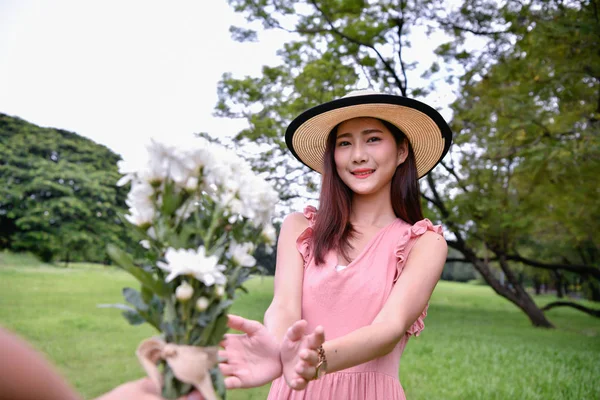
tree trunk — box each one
[533,277,542,295]
[452,243,555,328]
[554,271,564,298]
[424,173,555,328]
[496,253,554,327]
[586,278,600,302]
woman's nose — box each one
[351,143,368,163]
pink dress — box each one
[267,206,443,400]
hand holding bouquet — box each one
[104,139,278,399]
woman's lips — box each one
[351,169,375,179]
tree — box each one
[434,0,600,309]
[216,0,599,326]
[0,113,142,263]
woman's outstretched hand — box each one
[218,315,282,389]
[280,320,326,391]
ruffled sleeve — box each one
[394,218,443,337]
[296,205,317,267]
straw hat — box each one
[285,90,452,178]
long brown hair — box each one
[312,118,423,265]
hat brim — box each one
[285,94,452,179]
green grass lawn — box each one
[1,257,599,399]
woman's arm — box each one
[218,212,311,389]
[294,231,447,378]
[263,212,308,342]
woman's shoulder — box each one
[280,206,316,236]
[394,218,445,254]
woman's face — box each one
[333,117,407,196]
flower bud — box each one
[261,224,276,245]
[264,244,273,255]
[195,296,210,311]
[185,177,199,191]
[175,281,194,302]
[215,285,225,298]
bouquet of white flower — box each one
[103,139,279,400]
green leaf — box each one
[229,25,258,42]
[210,367,227,400]
[195,300,233,346]
[141,285,154,304]
[106,244,165,296]
[206,313,230,346]
[161,180,181,216]
[123,287,149,311]
[97,303,136,312]
[122,309,145,325]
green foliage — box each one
[0,249,49,267]
[106,244,166,296]
[442,249,478,282]
[441,0,600,272]
[0,113,142,263]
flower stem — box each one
[203,203,222,250]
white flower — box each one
[116,173,133,187]
[157,246,226,286]
[198,146,278,227]
[188,144,213,171]
[124,180,155,226]
[215,285,225,298]
[147,227,157,240]
[184,176,199,191]
[227,241,256,267]
[195,297,210,311]
[138,141,171,184]
[175,281,194,302]
[140,140,199,188]
[261,224,277,245]
[116,158,145,186]
[140,240,151,249]
[236,174,279,227]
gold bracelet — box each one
[313,345,328,380]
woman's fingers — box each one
[217,349,229,362]
[306,325,325,349]
[299,348,319,366]
[295,362,317,381]
[218,362,236,376]
[224,376,243,389]
[227,315,263,335]
[292,377,308,390]
[285,320,307,342]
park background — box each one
[1,0,599,399]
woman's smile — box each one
[351,168,376,179]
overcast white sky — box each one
[0,0,457,169]
[0,0,289,162]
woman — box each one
[218,90,452,399]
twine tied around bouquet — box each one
[137,338,219,400]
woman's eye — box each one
[337,141,350,147]
[367,136,381,143]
